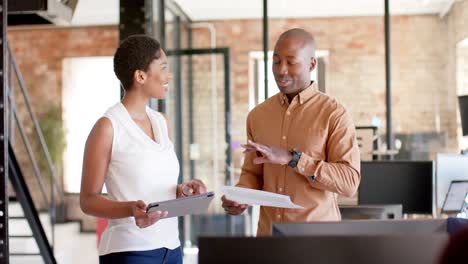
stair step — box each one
[10,253,41,256]
[10,255,45,264]
[10,235,34,238]
[8,211,53,239]
[10,252,41,256]
[10,235,40,255]
[9,218,33,236]
[8,218,99,264]
[9,216,26,220]
[8,202,24,217]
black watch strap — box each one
[288,149,302,168]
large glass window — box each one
[62,57,120,193]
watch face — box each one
[288,150,301,168]
[288,160,296,168]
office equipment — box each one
[359,161,434,214]
[146,192,214,218]
[436,154,468,208]
[339,204,403,220]
[442,181,468,213]
[198,235,448,264]
[462,193,468,218]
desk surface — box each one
[272,219,446,236]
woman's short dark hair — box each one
[113,34,162,90]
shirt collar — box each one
[278,81,318,105]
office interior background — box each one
[1,0,468,263]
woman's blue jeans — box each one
[99,247,182,264]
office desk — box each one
[272,219,446,236]
[199,235,448,264]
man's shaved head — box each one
[277,28,316,58]
[272,28,317,99]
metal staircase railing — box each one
[0,23,64,262]
[5,40,65,262]
[8,143,56,263]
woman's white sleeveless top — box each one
[98,102,180,256]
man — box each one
[222,28,361,236]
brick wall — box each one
[457,46,468,95]
[450,0,468,43]
[9,26,117,104]
[190,15,458,163]
[447,0,468,150]
[8,26,118,211]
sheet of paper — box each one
[221,186,304,209]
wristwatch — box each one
[287,149,302,168]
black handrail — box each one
[9,95,49,207]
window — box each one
[62,57,120,193]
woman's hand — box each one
[132,200,167,228]
[178,179,207,197]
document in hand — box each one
[221,186,304,209]
[146,192,214,218]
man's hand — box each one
[132,200,167,228]
[221,195,248,215]
[243,140,292,165]
[178,179,207,197]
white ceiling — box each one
[71,0,455,26]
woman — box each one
[80,35,206,264]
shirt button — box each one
[278,187,283,192]
[277,214,281,218]
[282,136,286,140]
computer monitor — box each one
[436,154,468,208]
[442,181,468,214]
[198,235,448,264]
[358,161,434,214]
